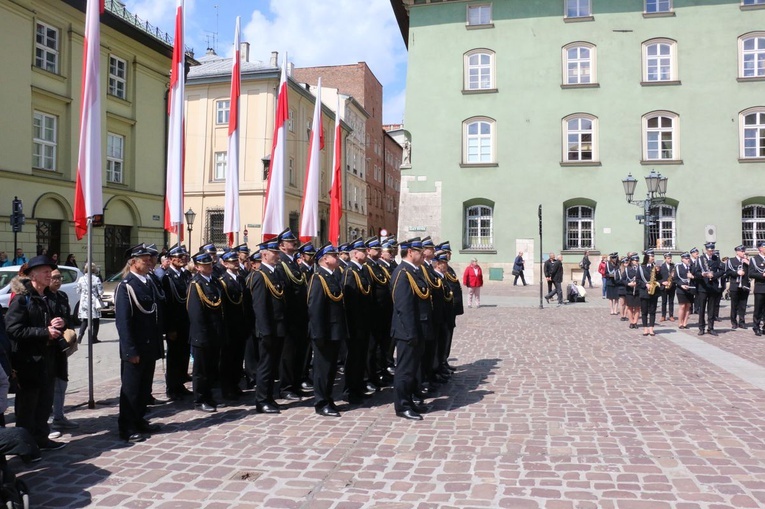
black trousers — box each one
[545,281,563,303]
[443,325,455,364]
[256,335,283,405]
[279,321,308,395]
[219,333,246,396]
[191,345,219,406]
[695,291,716,331]
[730,288,749,325]
[312,338,340,410]
[243,335,259,385]
[165,332,190,395]
[514,272,527,285]
[368,322,392,383]
[118,357,155,437]
[753,293,765,330]
[14,355,56,446]
[393,337,423,413]
[420,337,437,384]
[77,318,100,343]
[660,288,676,318]
[580,269,592,287]
[344,328,370,397]
[641,294,659,327]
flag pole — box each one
[87,217,95,408]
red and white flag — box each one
[73,0,105,240]
[328,95,343,245]
[164,0,185,237]
[262,54,288,240]
[299,79,322,243]
[223,17,241,247]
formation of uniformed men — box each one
[115,229,464,440]
[602,240,765,338]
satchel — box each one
[511,270,520,276]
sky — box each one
[123,0,408,125]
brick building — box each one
[294,63,400,237]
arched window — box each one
[739,32,765,78]
[742,204,765,249]
[563,114,598,162]
[562,43,596,85]
[643,111,679,161]
[464,49,495,91]
[464,204,493,250]
[463,117,496,164]
[565,205,594,249]
[642,38,678,82]
[648,204,677,250]
[740,107,765,159]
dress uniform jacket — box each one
[276,252,309,396]
[116,273,163,362]
[366,259,393,331]
[692,255,725,294]
[250,265,287,339]
[307,268,348,342]
[218,270,251,340]
[187,274,225,347]
[727,257,751,292]
[445,265,464,316]
[342,261,373,399]
[162,266,191,397]
[390,262,432,342]
[749,253,765,293]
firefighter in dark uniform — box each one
[200,243,223,278]
[307,243,348,417]
[390,238,432,420]
[749,240,765,336]
[273,228,309,400]
[161,244,192,401]
[243,249,261,389]
[726,245,750,330]
[298,242,316,392]
[364,236,392,389]
[378,238,398,376]
[342,237,374,404]
[250,240,287,413]
[235,244,251,277]
[337,243,351,273]
[187,251,225,412]
[419,237,443,390]
[382,237,399,272]
[436,241,462,372]
[432,250,456,380]
[115,244,164,442]
[218,249,252,400]
[692,242,725,336]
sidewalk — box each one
[10,287,765,508]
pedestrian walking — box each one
[462,258,483,308]
[512,252,527,286]
[76,263,103,344]
[579,250,593,288]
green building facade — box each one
[393,0,765,281]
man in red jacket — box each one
[462,258,483,308]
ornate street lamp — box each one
[622,171,669,250]
[185,208,196,242]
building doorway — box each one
[36,220,62,259]
[104,225,132,277]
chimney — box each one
[288,62,294,77]
[270,51,278,67]
[240,42,250,63]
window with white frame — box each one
[563,115,597,162]
[465,204,493,250]
[289,157,295,186]
[648,205,676,249]
[565,206,594,249]
[643,39,677,82]
[741,108,765,158]
[740,33,765,78]
[464,49,495,90]
[467,4,492,26]
[463,117,495,164]
[743,0,765,5]
[213,151,227,181]
[743,204,765,249]
[216,100,230,125]
[566,0,591,18]
[33,111,57,171]
[644,112,678,160]
[563,43,596,85]
[35,22,59,73]
[288,109,295,132]
[106,133,125,183]
[645,0,672,13]
[108,56,127,99]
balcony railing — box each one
[105,0,194,55]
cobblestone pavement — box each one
[10,283,765,508]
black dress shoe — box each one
[544,296,550,304]
[256,403,280,414]
[739,322,748,329]
[445,363,457,372]
[366,382,381,393]
[412,396,425,406]
[195,403,217,413]
[281,391,301,401]
[148,396,169,405]
[413,404,428,414]
[708,329,718,336]
[731,323,739,330]
[316,406,341,417]
[756,329,763,337]
[396,410,423,421]
[301,381,314,391]
[121,433,146,443]
[698,330,706,336]
[138,422,161,433]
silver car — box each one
[0,265,84,321]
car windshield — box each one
[107,273,123,283]
[0,271,17,289]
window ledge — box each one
[106,181,129,189]
[459,249,497,255]
[741,4,765,10]
[31,65,66,82]
[466,23,494,30]
[560,161,602,167]
[462,88,498,95]
[561,83,600,89]
[641,80,681,86]
[640,159,683,165]
[107,93,132,106]
[643,11,675,18]
[737,76,765,82]
[32,168,64,178]
[562,250,601,256]
[564,16,594,23]
[460,163,498,168]
[739,157,765,163]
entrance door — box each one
[104,225,132,277]
[36,220,62,258]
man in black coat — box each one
[243,250,261,389]
[298,242,316,391]
[749,240,765,336]
[342,237,374,404]
[390,238,432,421]
[364,237,392,390]
[419,236,443,389]
[658,253,676,323]
[726,245,750,330]
[162,244,192,401]
[218,250,252,400]
[307,243,348,417]
[378,238,399,376]
[543,252,556,294]
[187,251,226,412]
[250,240,287,413]
[544,254,565,305]
[692,242,725,336]
[274,228,309,401]
[115,245,164,442]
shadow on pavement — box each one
[429,358,499,413]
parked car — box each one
[0,265,84,322]
[100,272,124,318]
